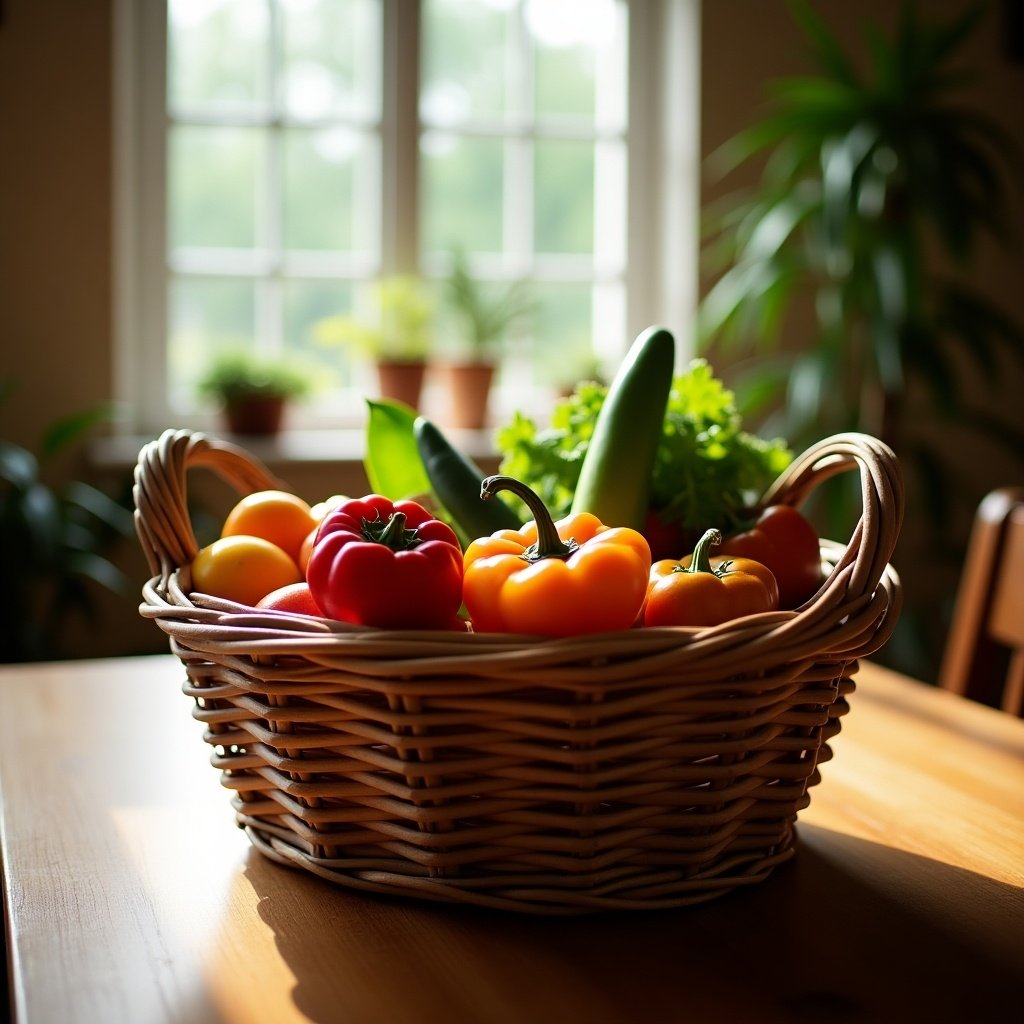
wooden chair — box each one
[939,487,1024,716]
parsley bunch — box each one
[496,360,791,536]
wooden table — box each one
[1,656,1021,1024]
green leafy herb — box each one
[496,361,791,535]
[495,382,605,519]
[653,360,792,532]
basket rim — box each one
[133,427,904,667]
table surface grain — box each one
[1,655,1022,1024]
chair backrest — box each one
[939,488,1024,716]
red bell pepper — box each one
[718,504,822,609]
[306,495,463,629]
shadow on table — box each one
[244,825,1023,1024]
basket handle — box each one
[133,428,284,581]
[760,431,904,608]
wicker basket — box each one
[134,428,903,914]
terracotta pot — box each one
[223,394,286,435]
[376,360,426,411]
[438,361,496,430]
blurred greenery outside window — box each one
[117,0,698,432]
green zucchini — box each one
[570,325,676,531]
[414,416,523,539]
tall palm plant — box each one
[700,1,1023,538]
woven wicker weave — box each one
[134,428,903,914]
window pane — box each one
[169,275,257,409]
[527,0,624,125]
[280,0,381,120]
[170,125,265,249]
[283,279,358,396]
[421,0,512,125]
[421,132,504,255]
[534,43,595,122]
[156,0,635,429]
[534,139,594,254]
[284,127,378,252]
[168,0,270,113]
[522,281,594,390]
[594,139,627,266]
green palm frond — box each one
[698,0,1023,683]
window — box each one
[114,0,701,434]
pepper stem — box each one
[480,475,577,561]
[362,511,420,551]
[682,528,724,575]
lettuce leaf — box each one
[495,360,791,534]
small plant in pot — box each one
[315,276,434,411]
[198,348,310,436]
[439,250,533,429]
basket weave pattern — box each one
[134,429,903,914]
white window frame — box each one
[112,0,701,437]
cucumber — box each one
[414,416,523,539]
[570,326,676,531]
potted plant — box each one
[0,390,134,662]
[315,276,434,411]
[197,348,310,436]
[438,250,533,429]
[698,0,1024,678]
[552,351,606,399]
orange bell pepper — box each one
[463,476,651,636]
[642,528,779,628]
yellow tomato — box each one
[311,494,348,521]
[221,489,318,565]
[191,535,302,606]
[298,495,347,572]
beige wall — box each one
[0,0,113,454]
[1,1,1022,667]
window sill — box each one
[87,427,502,473]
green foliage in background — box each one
[197,347,312,403]
[443,249,535,359]
[496,360,791,537]
[315,276,435,362]
[700,1,1023,496]
[0,388,134,662]
[698,0,1024,678]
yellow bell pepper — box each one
[463,476,651,636]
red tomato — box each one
[718,505,822,609]
[256,581,323,617]
[643,508,696,562]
